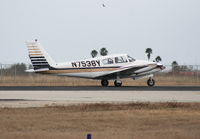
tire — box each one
[147,79,155,87]
[114,80,122,87]
[101,79,109,87]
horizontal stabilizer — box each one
[25,69,35,73]
[25,68,49,73]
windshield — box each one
[127,55,135,62]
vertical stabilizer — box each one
[26,40,55,70]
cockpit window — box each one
[102,58,114,65]
[115,56,128,63]
[127,55,135,62]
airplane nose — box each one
[157,63,166,70]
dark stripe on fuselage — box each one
[33,66,120,71]
[52,66,121,70]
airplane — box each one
[26,40,165,87]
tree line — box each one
[0,63,28,76]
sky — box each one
[0,0,200,65]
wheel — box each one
[101,79,109,87]
[114,80,122,87]
[147,78,155,87]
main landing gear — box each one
[114,80,122,87]
[101,79,109,87]
[101,79,122,87]
[101,78,155,87]
[147,78,155,87]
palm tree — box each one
[155,56,162,62]
[91,50,98,58]
[100,47,108,56]
[172,61,179,72]
[145,48,152,61]
[172,61,178,66]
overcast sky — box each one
[0,0,200,65]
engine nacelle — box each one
[132,74,153,80]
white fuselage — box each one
[26,41,165,86]
[39,54,164,80]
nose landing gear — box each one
[147,78,155,87]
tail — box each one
[26,40,55,71]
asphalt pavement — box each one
[0,86,200,91]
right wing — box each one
[95,65,149,79]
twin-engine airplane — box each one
[26,40,165,87]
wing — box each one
[95,65,148,80]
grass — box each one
[0,74,200,86]
[0,102,200,139]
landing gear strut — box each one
[114,80,122,87]
[114,74,122,87]
[147,78,155,87]
[101,79,109,87]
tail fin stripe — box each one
[31,59,46,61]
[32,62,47,64]
[32,61,48,63]
[28,48,40,51]
[29,56,45,59]
[29,53,43,55]
[32,61,48,64]
[29,51,42,53]
[31,59,47,62]
[28,46,38,48]
[33,64,49,66]
[32,62,48,64]
[29,54,43,56]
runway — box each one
[0,86,200,91]
[0,86,200,107]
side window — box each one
[108,58,114,64]
[123,56,128,63]
[102,58,114,65]
[115,57,122,63]
[115,56,128,63]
